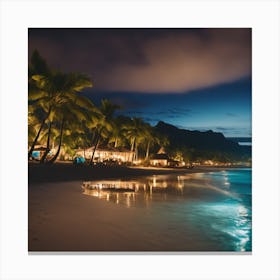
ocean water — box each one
[83,168,252,251]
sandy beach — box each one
[28,163,245,252]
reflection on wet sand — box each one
[82,172,239,208]
[81,169,252,251]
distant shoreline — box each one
[28,162,250,184]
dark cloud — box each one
[29,28,251,94]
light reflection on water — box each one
[82,169,252,251]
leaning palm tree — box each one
[30,71,93,162]
[28,51,51,158]
[47,94,94,164]
[28,50,93,160]
[28,104,45,147]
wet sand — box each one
[29,181,221,252]
[28,163,239,252]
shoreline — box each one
[28,162,249,184]
[28,163,251,251]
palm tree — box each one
[28,50,94,161]
[62,121,92,160]
[123,117,147,161]
[89,99,120,165]
[30,71,93,163]
[47,93,95,164]
[28,51,51,158]
[142,123,161,160]
[28,105,45,147]
[107,116,127,148]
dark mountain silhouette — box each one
[227,137,252,143]
[155,121,251,161]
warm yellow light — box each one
[153,176,157,187]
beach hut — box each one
[150,147,170,166]
[150,153,169,166]
[75,146,135,163]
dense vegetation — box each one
[28,51,166,164]
[28,51,251,165]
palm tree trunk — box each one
[48,119,65,164]
[91,136,100,163]
[87,128,97,164]
[145,141,150,160]
[28,117,46,159]
[89,132,100,165]
[40,121,52,163]
[28,106,52,159]
[91,128,97,144]
[135,142,138,162]
[130,137,135,152]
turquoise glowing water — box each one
[83,168,252,251]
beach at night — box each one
[29,164,251,251]
[2,1,280,280]
[27,28,252,252]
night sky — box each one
[28,28,252,137]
